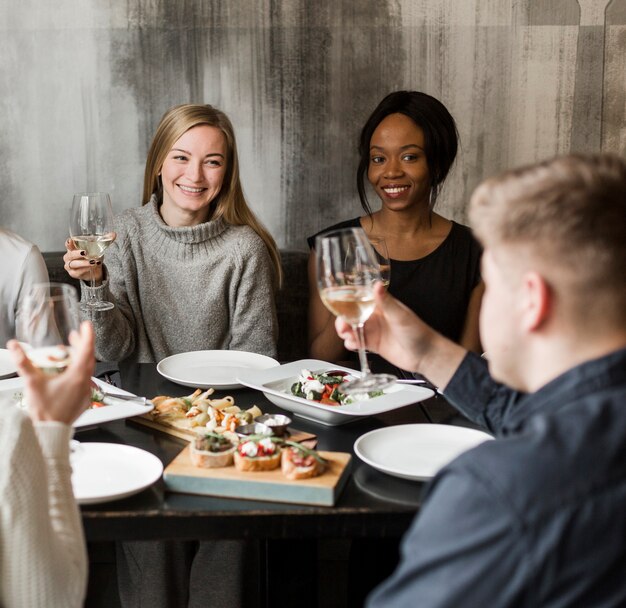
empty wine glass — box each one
[69,192,115,312]
[16,283,80,375]
[368,235,391,288]
[316,227,395,394]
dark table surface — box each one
[79,363,472,543]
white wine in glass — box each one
[69,192,115,312]
[70,234,115,259]
[16,283,80,375]
[316,227,395,394]
[320,286,376,326]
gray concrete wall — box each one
[0,0,624,252]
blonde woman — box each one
[64,104,277,607]
[64,103,281,364]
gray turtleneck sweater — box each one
[83,198,277,364]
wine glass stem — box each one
[354,323,372,377]
[89,263,96,303]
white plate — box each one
[71,442,163,504]
[157,350,280,390]
[0,349,17,379]
[0,376,154,429]
[236,359,435,426]
[354,424,494,481]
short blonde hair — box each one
[469,154,626,325]
[143,104,282,285]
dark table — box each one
[80,363,473,607]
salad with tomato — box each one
[90,387,108,409]
[290,369,383,406]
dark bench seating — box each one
[42,250,310,362]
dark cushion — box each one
[42,251,80,293]
[276,250,309,362]
[42,249,310,363]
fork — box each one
[93,388,147,406]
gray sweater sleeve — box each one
[80,230,138,362]
[228,234,278,358]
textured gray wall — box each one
[0,0,624,253]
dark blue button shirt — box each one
[368,348,626,607]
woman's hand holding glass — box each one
[15,282,81,375]
[8,320,95,424]
[316,227,395,394]
[67,192,116,311]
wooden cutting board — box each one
[164,446,351,507]
[129,414,317,446]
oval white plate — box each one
[0,376,154,429]
[0,349,17,380]
[157,350,280,390]
[354,424,493,481]
[237,359,434,426]
[71,442,163,504]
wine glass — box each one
[16,283,80,374]
[368,235,391,288]
[316,227,396,394]
[69,192,115,312]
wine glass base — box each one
[81,301,114,312]
[340,373,396,395]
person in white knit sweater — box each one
[63,103,281,365]
[0,321,94,608]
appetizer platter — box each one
[164,432,350,506]
[236,359,435,426]
[131,388,316,445]
[134,387,263,440]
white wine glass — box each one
[368,235,391,288]
[316,227,396,394]
[16,283,80,375]
[69,192,115,312]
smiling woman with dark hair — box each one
[308,90,484,372]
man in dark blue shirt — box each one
[337,154,626,607]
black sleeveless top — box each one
[308,218,482,374]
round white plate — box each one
[354,424,493,481]
[157,350,280,390]
[0,349,17,380]
[71,443,163,504]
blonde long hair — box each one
[143,104,282,285]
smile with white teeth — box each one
[383,186,409,194]
[178,185,205,193]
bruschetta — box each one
[190,432,237,468]
[281,442,327,480]
[234,436,282,472]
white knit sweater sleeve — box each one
[0,406,87,608]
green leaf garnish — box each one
[284,440,327,464]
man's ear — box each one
[520,271,552,332]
